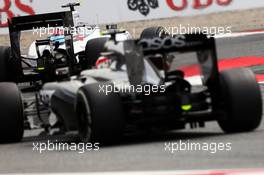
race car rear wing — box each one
[8,11,74,82]
[126,34,219,87]
[8,11,74,31]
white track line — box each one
[185,76,203,86]
[2,169,264,175]
[186,76,264,86]
[215,31,264,39]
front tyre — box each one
[75,82,125,144]
[217,68,262,133]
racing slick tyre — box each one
[76,82,125,144]
[0,83,24,143]
[140,26,167,39]
[140,27,170,70]
[0,46,11,82]
[217,68,262,133]
[85,37,109,67]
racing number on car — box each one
[0,0,35,27]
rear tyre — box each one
[0,83,24,143]
[0,46,11,82]
[140,27,170,70]
[140,26,167,39]
[85,37,109,67]
[76,82,124,144]
[217,68,262,133]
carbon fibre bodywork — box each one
[44,34,222,133]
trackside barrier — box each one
[2,0,264,34]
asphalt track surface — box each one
[1,35,264,173]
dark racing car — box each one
[0,21,262,144]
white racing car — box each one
[26,2,132,68]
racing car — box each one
[1,17,262,144]
[73,33,263,143]
[0,4,165,143]
[26,2,131,68]
[0,4,129,141]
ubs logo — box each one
[127,0,159,16]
